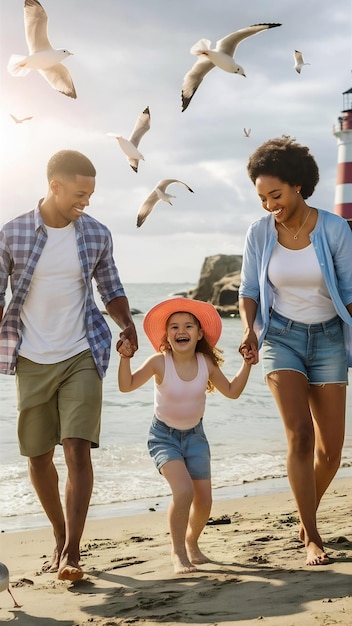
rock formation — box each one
[187,254,242,317]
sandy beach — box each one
[1,477,351,626]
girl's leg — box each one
[161,459,197,574]
[266,370,329,566]
[186,479,212,564]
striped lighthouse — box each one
[333,87,352,229]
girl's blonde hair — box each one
[159,312,224,392]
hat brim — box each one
[143,297,222,351]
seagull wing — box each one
[129,106,151,148]
[181,56,215,112]
[216,23,281,56]
[38,63,77,98]
[157,179,194,194]
[24,0,52,53]
[294,50,305,66]
[9,114,20,123]
[136,190,159,227]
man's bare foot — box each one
[172,552,198,575]
[187,545,212,565]
[306,542,330,566]
[41,547,61,573]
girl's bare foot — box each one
[172,552,198,574]
[306,542,330,566]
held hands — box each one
[117,337,135,358]
[116,326,138,358]
[241,345,258,365]
[239,329,259,365]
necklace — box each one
[280,208,312,240]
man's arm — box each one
[106,296,138,355]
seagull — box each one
[7,0,76,99]
[243,128,251,137]
[181,23,281,111]
[136,179,194,227]
[294,50,310,73]
[107,106,151,173]
[0,562,21,608]
[9,113,33,124]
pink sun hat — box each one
[143,297,222,351]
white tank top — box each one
[19,222,90,363]
[154,352,209,429]
[268,242,336,323]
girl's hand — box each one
[240,343,259,365]
[118,338,134,358]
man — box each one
[0,150,138,581]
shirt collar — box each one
[34,199,84,232]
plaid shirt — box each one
[0,203,126,377]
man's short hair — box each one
[47,150,96,182]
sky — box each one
[0,0,351,284]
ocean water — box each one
[0,282,351,531]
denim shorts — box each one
[147,415,211,479]
[262,310,348,384]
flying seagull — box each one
[9,113,33,124]
[0,562,21,608]
[137,179,194,227]
[243,127,251,137]
[181,23,281,111]
[294,50,310,74]
[107,106,151,173]
[7,0,76,99]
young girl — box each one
[118,297,256,574]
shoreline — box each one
[1,477,351,625]
[1,467,351,534]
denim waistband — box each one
[152,415,203,435]
[270,309,340,333]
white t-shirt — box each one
[19,222,90,363]
[268,242,337,323]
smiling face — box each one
[255,175,301,225]
[43,174,96,227]
[166,312,204,353]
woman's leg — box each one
[186,479,212,564]
[266,370,329,565]
[161,460,197,573]
[309,383,346,508]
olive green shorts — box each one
[16,350,102,457]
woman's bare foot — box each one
[306,542,330,566]
[172,552,198,574]
[187,544,212,565]
[299,524,305,543]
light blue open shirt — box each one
[239,208,352,367]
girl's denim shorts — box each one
[262,309,348,385]
[147,415,211,479]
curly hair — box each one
[247,136,319,199]
[47,150,96,182]
[159,313,224,393]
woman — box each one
[238,136,352,566]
